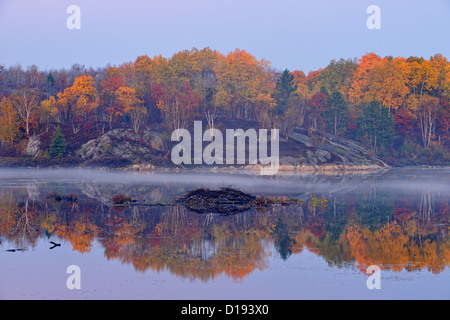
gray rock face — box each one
[289,131,314,147]
[78,129,166,161]
[285,127,388,169]
[26,135,41,157]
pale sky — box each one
[0,0,449,73]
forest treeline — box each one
[0,48,449,164]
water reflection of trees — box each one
[0,187,449,280]
[0,192,40,249]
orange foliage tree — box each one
[0,97,21,146]
[56,75,98,134]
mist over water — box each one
[0,167,448,199]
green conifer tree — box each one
[49,126,67,158]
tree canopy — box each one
[0,49,449,163]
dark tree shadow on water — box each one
[272,218,296,261]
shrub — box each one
[430,142,445,159]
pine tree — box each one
[49,126,67,158]
[46,73,55,88]
[272,69,297,115]
[356,101,396,153]
[324,90,349,137]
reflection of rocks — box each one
[78,129,166,161]
[26,182,40,201]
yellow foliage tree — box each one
[38,96,57,132]
[0,97,20,146]
[116,86,146,133]
[215,49,273,119]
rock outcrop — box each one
[277,127,389,171]
[26,134,42,157]
[78,129,167,162]
[24,125,387,172]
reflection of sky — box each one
[0,0,449,72]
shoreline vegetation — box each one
[1,49,449,169]
[0,155,448,174]
[0,148,394,172]
[1,141,447,170]
[1,121,447,172]
[0,121,448,173]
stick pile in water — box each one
[175,187,257,215]
[111,187,326,215]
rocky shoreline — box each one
[0,154,390,174]
[11,117,449,172]
[123,162,389,174]
[1,125,394,172]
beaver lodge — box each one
[175,187,258,215]
[110,187,325,215]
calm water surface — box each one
[0,167,449,300]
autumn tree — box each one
[305,69,323,92]
[418,95,440,148]
[279,96,306,140]
[349,54,409,112]
[10,88,40,136]
[393,108,416,142]
[55,70,69,93]
[116,86,145,133]
[56,75,98,134]
[0,97,20,146]
[376,57,409,111]
[308,91,328,131]
[318,58,358,100]
[429,54,449,98]
[254,93,276,129]
[159,84,201,134]
[147,82,164,123]
[349,53,383,108]
[436,96,450,145]
[135,54,169,88]
[99,73,125,131]
[407,57,438,101]
[38,96,57,132]
[215,49,273,119]
[168,48,222,129]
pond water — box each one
[0,167,449,300]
